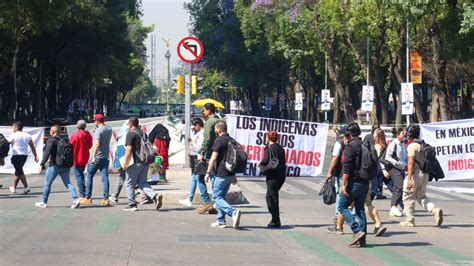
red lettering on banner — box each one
[448,159,474,171]
[297,151,306,164]
[313,152,321,167]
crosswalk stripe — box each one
[426,192,452,201]
[292,179,323,193]
[281,182,306,195]
[428,186,474,201]
[239,181,266,194]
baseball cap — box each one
[76,120,87,129]
[94,114,105,122]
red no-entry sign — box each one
[177,36,204,64]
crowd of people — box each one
[324,123,444,247]
[0,102,445,238]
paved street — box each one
[0,167,473,265]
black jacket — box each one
[343,137,362,180]
[41,136,58,168]
[260,143,286,179]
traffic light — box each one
[191,75,197,95]
[176,75,184,95]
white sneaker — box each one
[9,186,16,193]
[35,202,47,208]
[71,199,81,209]
[211,221,226,228]
[390,206,403,217]
[232,210,242,229]
[178,198,192,207]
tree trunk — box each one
[333,89,340,124]
[429,25,450,122]
[327,57,353,123]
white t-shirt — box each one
[332,141,342,157]
[190,130,204,156]
[8,131,32,156]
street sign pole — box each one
[177,36,204,168]
[184,63,192,168]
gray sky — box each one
[142,0,191,83]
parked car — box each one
[47,111,72,126]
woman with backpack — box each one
[259,131,286,228]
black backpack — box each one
[258,144,280,175]
[358,138,377,180]
[0,133,9,158]
[414,140,445,181]
[224,136,247,174]
[56,137,74,167]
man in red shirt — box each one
[70,120,93,198]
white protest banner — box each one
[0,127,44,174]
[227,115,328,177]
[420,118,474,181]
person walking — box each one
[148,123,171,183]
[81,114,113,206]
[122,117,163,211]
[338,123,368,247]
[259,130,286,228]
[400,125,443,227]
[373,129,398,204]
[69,120,93,199]
[7,121,39,194]
[326,126,345,234]
[204,121,241,229]
[35,125,80,209]
[197,103,221,214]
[179,118,210,207]
[385,127,408,217]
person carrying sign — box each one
[122,117,163,211]
[259,130,286,228]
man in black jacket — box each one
[338,123,368,247]
[35,125,80,209]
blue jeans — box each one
[334,176,342,217]
[189,174,209,204]
[42,165,78,204]
[338,180,369,234]
[85,158,110,199]
[212,176,237,225]
[74,166,86,198]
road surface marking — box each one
[239,181,267,194]
[281,183,306,195]
[96,213,124,233]
[283,231,357,265]
[292,179,323,192]
[422,246,473,265]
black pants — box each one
[389,168,405,206]
[11,155,28,176]
[266,176,285,223]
